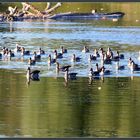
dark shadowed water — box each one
[0,4,140,137]
[0,69,140,138]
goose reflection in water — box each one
[88,74,104,85]
[26,77,31,86]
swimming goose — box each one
[94,49,100,57]
[8,50,15,57]
[100,66,111,76]
[1,47,6,51]
[128,57,137,69]
[38,48,45,55]
[3,50,8,58]
[64,67,78,80]
[32,51,41,61]
[117,51,124,59]
[54,50,63,59]
[112,51,120,61]
[128,57,133,68]
[82,46,90,53]
[130,61,140,71]
[28,57,36,65]
[71,54,81,62]
[56,62,71,72]
[89,68,100,77]
[2,48,8,56]
[88,54,96,61]
[14,44,22,52]
[96,63,103,72]
[60,46,67,54]
[102,53,112,65]
[26,67,40,81]
[99,48,105,57]
[48,54,56,64]
[3,49,12,58]
[3,50,14,60]
[107,47,113,58]
[21,47,30,56]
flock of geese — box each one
[0,44,140,83]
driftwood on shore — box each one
[21,2,43,16]
[5,2,62,21]
[1,3,125,22]
[44,3,61,14]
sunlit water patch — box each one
[0,21,140,78]
[1,21,140,45]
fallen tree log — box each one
[44,3,61,14]
[22,2,43,16]
[8,6,18,16]
[22,2,30,12]
[0,11,125,22]
[45,2,51,11]
[5,2,62,20]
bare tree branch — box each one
[45,2,51,11]
[44,3,62,14]
[22,2,43,16]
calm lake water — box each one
[0,3,140,137]
[1,70,140,138]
